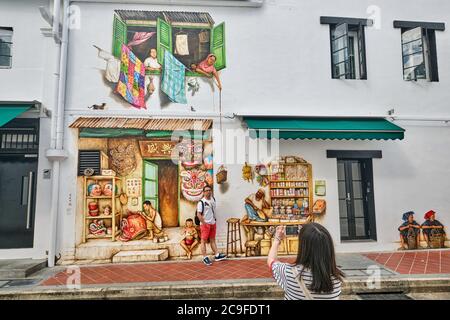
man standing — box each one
[197,185,227,266]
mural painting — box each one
[96,10,226,109]
[234,156,327,257]
[77,128,212,260]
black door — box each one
[0,157,37,248]
[337,159,377,241]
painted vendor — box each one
[421,210,446,248]
[243,189,272,222]
[398,211,421,250]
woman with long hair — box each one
[267,223,344,300]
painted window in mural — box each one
[112,10,226,75]
[143,161,159,211]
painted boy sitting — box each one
[398,211,421,250]
[180,218,199,260]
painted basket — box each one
[216,165,227,184]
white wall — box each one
[65,0,450,117]
[0,0,57,259]
[56,0,450,256]
[212,118,450,252]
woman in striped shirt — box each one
[267,223,344,300]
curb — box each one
[1,277,450,300]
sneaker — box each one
[203,256,213,266]
[215,253,227,261]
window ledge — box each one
[75,0,264,8]
[341,239,377,243]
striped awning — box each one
[69,117,213,131]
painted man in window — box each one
[398,211,421,250]
[421,210,446,248]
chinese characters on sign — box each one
[126,179,142,197]
[139,141,178,158]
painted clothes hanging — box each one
[174,34,189,56]
[115,44,146,109]
[127,32,155,47]
[161,50,187,104]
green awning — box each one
[146,130,210,140]
[79,128,145,138]
[0,105,32,127]
[243,117,405,140]
[80,128,210,140]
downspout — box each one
[46,0,69,268]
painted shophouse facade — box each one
[1,0,449,264]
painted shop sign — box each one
[139,140,178,158]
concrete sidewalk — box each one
[0,250,449,299]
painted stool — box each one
[245,240,261,257]
[226,218,243,256]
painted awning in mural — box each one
[243,117,405,140]
[69,117,212,131]
[114,10,215,26]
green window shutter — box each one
[112,14,127,58]
[211,22,226,71]
[143,161,159,211]
[157,17,172,65]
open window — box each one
[401,27,438,81]
[330,22,367,80]
[394,20,444,82]
[112,10,226,76]
[0,27,13,68]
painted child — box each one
[421,210,446,248]
[398,211,421,250]
[180,218,199,260]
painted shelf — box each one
[83,176,122,243]
[86,195,120,199]
[270,195,309,198]
[270,186,308,189]
[85,213,121,220]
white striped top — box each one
[271,261,342,300]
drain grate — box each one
[1,279,41,288]
[357,292,413,300]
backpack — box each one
[195,197,216,226]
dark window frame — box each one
[321,17,371,80]
[337,159,377,241]
[0,27,13,69]
[327,150,382,159]
[394,20,444,82]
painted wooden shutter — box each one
[144,161,159,211]
[157,17,172,65]
[211,22,226,71]
[112,14,127,58]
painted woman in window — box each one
[191,54,222,91]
